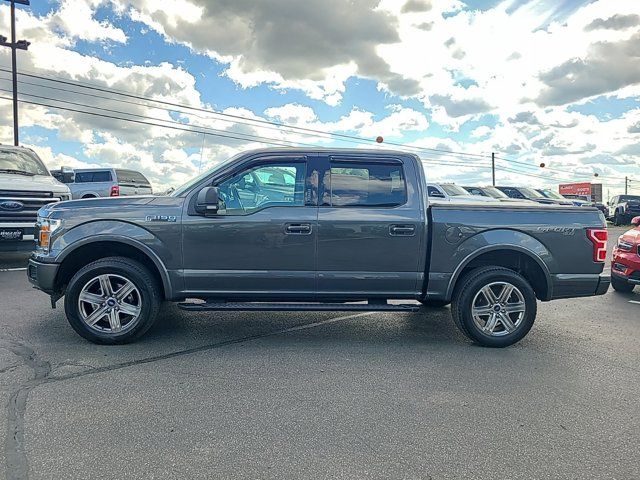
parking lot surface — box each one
[0,227,638,479]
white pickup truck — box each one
[0,145,71,251]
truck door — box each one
[316,155,424,298]
[181,154,319,299]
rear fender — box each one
[444,229,554,301]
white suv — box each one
[0,146,71,251]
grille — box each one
[0,191,60,223]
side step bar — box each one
[177,302,420,313]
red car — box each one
[612,216,640,293]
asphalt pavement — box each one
[0,227,638,479]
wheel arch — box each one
[55,237,172,300]
[446,245,552,302]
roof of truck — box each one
[241,147,418,157]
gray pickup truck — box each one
[28,148,610,347]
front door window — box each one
[217,163,306,215]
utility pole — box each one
[625,176,628,195]
[0,0,30,146]
[491,152,495,186]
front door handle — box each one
[285,223,312,235]
[389,224,416,236]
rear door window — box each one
[326,161,407,207]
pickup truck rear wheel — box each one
[64,256,161,344]
[451,267,537,348]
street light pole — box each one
[1,0,30,146]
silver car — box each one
[52,168,153,199]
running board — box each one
[177,302,420,312]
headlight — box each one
[59,194,71,202]
[37,217,63,252]
[617,236,633,251]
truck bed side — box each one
[425,203,607,302]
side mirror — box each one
[195,186,220,215]
[60,166,75,183]
[632,216,640,226]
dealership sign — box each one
[559,182,592,196]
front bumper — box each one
[27,258,60,295]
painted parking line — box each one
[629,300,640,305]
[0,267,27,273]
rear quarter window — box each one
[116,170,151,186]
[75,171,113,183]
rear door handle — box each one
[285,223,312,235]
[389,224,416,236]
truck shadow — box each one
[145,304,468,349]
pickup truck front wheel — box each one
[451,267,537,348]
[64,257,161,344]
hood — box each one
[0,173,70,194]
[621,227,640,245]
[451,195,499,203]
[498,198,537,203]
[48,195,155,210]
[534,198,573,206]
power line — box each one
[0,86,324,149]
[1,67,635,189]
[0,67,492,161]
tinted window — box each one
[75,171,113,183]
[500,188,524,199]
[440,184,470,196]
[619,195,640,202]
[465,187,486,196]
[216,161,306,215]
[327,162,406,207]
[427,186,445,197]
[116,169,151,186]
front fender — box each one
[442,229,554,301]
[51,220,176,299]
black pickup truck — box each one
[28,148,610,347]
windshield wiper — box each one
[0,169,36,176]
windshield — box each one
[170,153,244,197]
[539,189,565,200]
[482,187,509,199]
[0,149,49,176]
[519,187,545,199]
[440,184,471,196]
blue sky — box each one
[0,0,638,194]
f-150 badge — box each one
[145,215,177,222]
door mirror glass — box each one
[195,186,221,215]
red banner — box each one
[559,182,592,196]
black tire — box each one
[451,267,537,348]
[64,256,162,344]
[613,211,623,226]
[419,299,450,308]
[611,275,634,293]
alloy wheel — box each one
[471,281,526,336]
[77,274,142,334]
